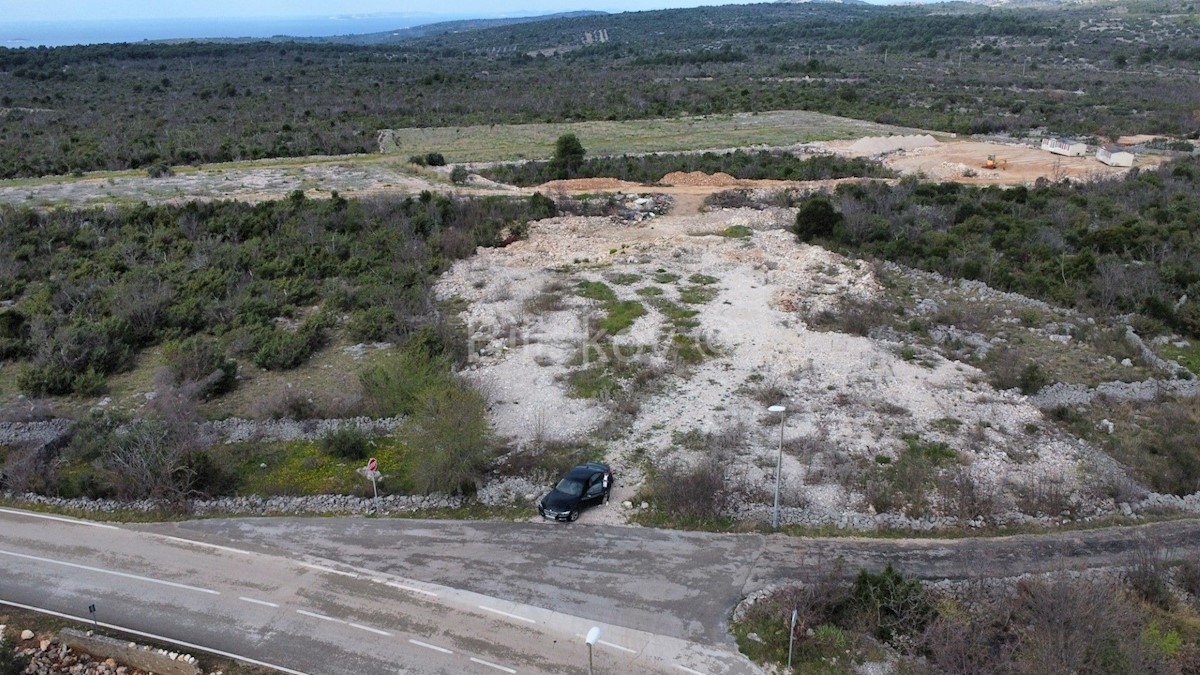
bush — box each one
[360,342,454,417]
[252,313,329,371]
[424,152,447,167]
[405,380,494,495]
[16,363,76,396]
[146,162,175,178]
[346,306,398,343]
[163,335,237,398]
[450,165,469,184]
[792,197,844,242]
[321,424,369,461]
[645,455,729,522]
[846,564,937,645]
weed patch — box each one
[679,285,719,304]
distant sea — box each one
[0,15,468,48]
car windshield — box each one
[554,478,585,497]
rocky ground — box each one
[434,192,1171,529]
[0,625,208,675]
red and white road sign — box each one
[367,457,378,472]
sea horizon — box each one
[0,14,490,48]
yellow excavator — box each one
[983,154,1008,170]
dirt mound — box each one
[848,134,940,155]
[537,177,641,191]
[660,171,740,187]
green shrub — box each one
[598,300,646,335]
[424,152,447,167]
[450,166,469,184]
[321,425,370,461]
[846,564,936,645]
[163,335,238,398]
[146,162,174,178]
[346,306,398,343]
[17,363,76,396]
[576,280,617,303]
[252,313,329,371]
[253,328,314,370]
[360,342,454,417]
[792,197,844,241]
[406,380,495,495]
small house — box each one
[1097,146,1135,167]
[1041,138,1087,157]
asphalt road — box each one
[147,516,1200,646]
[0,508,756,675]
[8,507,1200,675]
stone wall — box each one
[61,629,202,675]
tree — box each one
[549,133,586,180]
[792,197,844,242]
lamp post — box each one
[585,626,601,675]
[768,404,786,529]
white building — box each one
[1097,146,1135,167]
[1041,138,1088,157]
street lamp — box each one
[768,404,786,529]
[585,626,601,675]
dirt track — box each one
[752,518,1200,587]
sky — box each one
[3,0,749,22]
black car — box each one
[538,462,614,522]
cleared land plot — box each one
[871,140,1144,184]
[379,109,943,162]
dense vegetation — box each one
[739,562,1200,674]
[0,191,556,396]
[1,1,1197,178]
[793,157,1200,339]
[478,149,896,186]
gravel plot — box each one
[435,202,1129,528]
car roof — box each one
[564,463,609,480]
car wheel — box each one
[568,509,579,522]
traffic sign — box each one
[367,457,378,472]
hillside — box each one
[0,1,1196,178]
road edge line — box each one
[0,599,314,675]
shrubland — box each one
[737,561,1200,674]
[0,2,1196,178]
[0,191,555,397]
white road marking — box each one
[0,508,119,530]
[0,549,219,595]
[300,562,360,578]
[571,629,638,653]
[676,666,707,675]
[348,622,392,636]
[385,580,439,597]
[409,639,453,654]
[296,609,345,624]
[478,605,536,624]
[0,599,313,675]
[238,596,279,608]
[470,656,518,673]
[161,536,254,556]
[600,639,636,653]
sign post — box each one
[366,457,379,500]
[88,603,98,627]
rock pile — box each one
[3,630,158,675]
